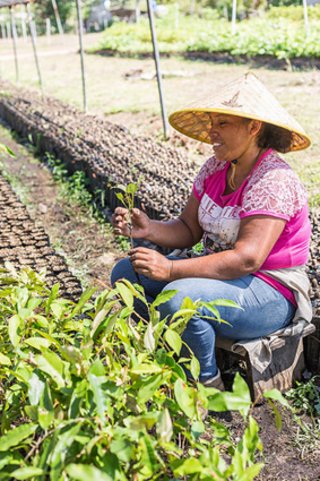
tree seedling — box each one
[114,182,139,249]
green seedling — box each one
[114,182,139,249]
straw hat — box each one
[169,72,311,152]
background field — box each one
[1,31,319,204]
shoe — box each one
[202,369,225,391]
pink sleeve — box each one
[193,156,226,200]
[241,165,308,221]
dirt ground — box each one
[1,33,320,480]
[0,123,122,290]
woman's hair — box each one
[257,122,293,153]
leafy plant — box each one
[286,376,320,417]
[93,9,320,61]
[0,265,269,480]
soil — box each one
[94,48,320,71]
[228,404,320,481]
[0,169,82,299]
[0,123,122,292]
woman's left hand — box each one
[129,247,173,281]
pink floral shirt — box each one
[193,148,311,305]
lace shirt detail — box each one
[241,151,308,219]
[194,156,226,198]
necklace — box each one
[228,150,262,191]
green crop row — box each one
[0,265,290,480]
[93,7,320,60]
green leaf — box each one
[139,434,159,477]
[212,298,242,309]
[144,322,155,352]
[8,314,21,347]
[35,351,66,388]
[91,305,113,339]
[191,420,205,439]
[115,192,124,203]
[28,372,45,406]
[174,378,196,418]
[0,353,11,366]
[66,464,113,481]
[173,458,203,476]
[115,281,134,308]
[110,437,134,463]
[137,374,163,404]
[131,363,162,375]
[190,356,200,381]
[50,425,82,481]
[0,143,15,157]
[164,329,182,356]
[207,373,251,416]
[88,372,108,425]
[0,424,37,451]
[24,337,51,350]
[124,412,158,431]
[237,464,264,481]
[266,399,283,431]
[9,467,44,480]
[199,301,221,320]
[126,182,138,195]
[263,388,291,409]
[68,287,96,319]
[157,408,173,443]
[151,290,177,308]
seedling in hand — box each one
[114,182,139,249]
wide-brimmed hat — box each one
[169,72,311,152]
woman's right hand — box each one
[111,207,152,239]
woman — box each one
[111,73,312,390]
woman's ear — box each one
[249,120,263,137]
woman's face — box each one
[208,114,258,162]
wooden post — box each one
[20,16,27,40]
[0,21,6,39]
[302,0,310,36]
[46,17,51,43]
[9,7,19,82]
[6,21,11,38]
[189,0,195,16]
[231,0,237,35]
[146,0,169,140]
[175,2,179,29]
[51,0,63,35]
[75,0,87,113]
[26,3,43,94]
[135,0,140,23]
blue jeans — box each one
[111,257,295,382]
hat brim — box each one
[169,108,311,152]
